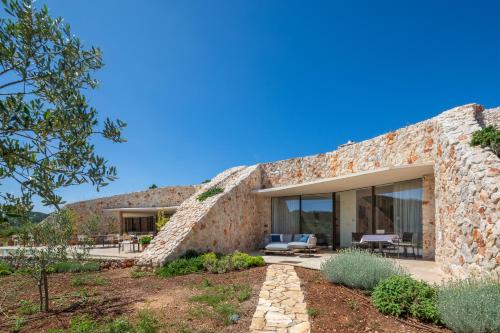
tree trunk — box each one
[42,268,49,312]
[38,279,43,312]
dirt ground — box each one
[0,266,267,333]
[295,267,451,333]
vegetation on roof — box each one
[470,126,500,157]
[197,187,224,202]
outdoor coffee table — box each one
[360,234,398,254]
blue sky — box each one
[7,1,500,212]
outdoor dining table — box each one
[360,234,399,253]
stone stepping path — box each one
[249,264,310,333]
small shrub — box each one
[17,299,39,315]
[236,285,252,302]
[0,261,13,276]
[155,257,204,277]
[140,236,152,246]
[202,251,265,274]
[11,316,26,333]
[307,308,319,318]
[320,248,405,291]
[136,309,159,333]
[197,187,224,202]
[372,275,440,323]
[131,269,149,279]
[68,315,97,333]
[50,261,101,273]
[230,251,265,270]
[470,125,500,156]
[437,278,500,333]
[71,274,110,287]
[106,317,134,333]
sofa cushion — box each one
[270,234,282,243]
[265,242,290,251]
[288,242,308,249]
[298,235,309,242]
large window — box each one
[271,178,424,251]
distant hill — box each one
[30,211,49,223]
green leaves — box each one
[470,125,500,157]
[0,0,126,216]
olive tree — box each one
[11,209,78,312]
[0,0,126,219]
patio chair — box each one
[77,234,87,248]
[288,234,317,256]
[399,232,416,258]
[118,234,139,253]
[351,232,365,248]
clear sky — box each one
[7,0,500,212]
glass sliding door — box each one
[375,179,423,253]
[301,194,333,246]
[271,196,300,234]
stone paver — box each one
[250,264,310,333]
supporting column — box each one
[422,174,436,260]
[119,211,124,235]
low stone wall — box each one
[65,185,198,232]
[137,165,270,267]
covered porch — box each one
[103,206,178,235]
[254,163,436,260]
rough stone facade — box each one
[69,103,498,278]
[422,174,436,260]
[65,185,198,232]
[137,165,271,266]
[433,105,499,278]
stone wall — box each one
[260,118,436,188]
[422,174,436,260]
[65,185,198,232]
[433,105,499,278]
[137,165,271,267]
[258,103,498,278]
[68,103,498,278]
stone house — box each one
[67,104,499,278]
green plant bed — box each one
[197,187,224,202]
[372,275,440,324]
[156,250,265,277]
[0,261,13,276]
[437,278,500,333]
[320,248,405,291]
[49,261,101,273]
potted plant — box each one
[140,236,152,251]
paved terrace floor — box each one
[1,246,449,284]
[0,246,141,260]
[253,251,450,284]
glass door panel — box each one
[301,194,333,246]
[271,196,300,234]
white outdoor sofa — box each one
[264,233,317,255]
